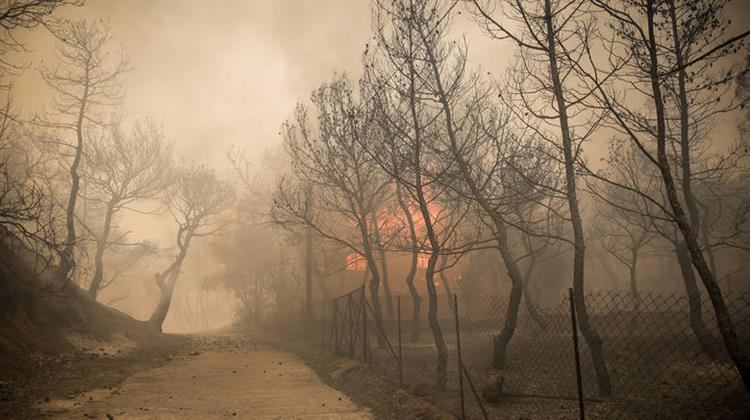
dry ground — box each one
[26,334,373,419]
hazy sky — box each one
[13,0,748,166]
[15,0,377,167]
[10,0,750,245]
[10,0,504,167]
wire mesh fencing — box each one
[314,288,750,419]
[582,291,749,418]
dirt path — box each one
[38,335,373,419]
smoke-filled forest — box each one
[1,0,750,418]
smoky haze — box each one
[10,0,378,330]
[8,0,524,331]
[2,0,750,418]
[9,0,744,331]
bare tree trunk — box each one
[437,255,452,297]
[410,177,447,386]
[378,247,395,319]
[543,0,611,396]
[395,182,421,341]
[305,223,313,321]
[55,82,89,285]
[418,19,525,371]
[411,133,447,389]
[702,225,718,281]
[668,0,700,247]
[358,214,386,347]
[650,0,750,388]
[402,20,447,387]
[88,200,115,299]
[371,211,394,319]
[424,250,447,389]
[408,254,422,341]
[149,233,192,332]
[629,249,640,313]
[675,242,718,358]
[491,228,524,369]
[149,265,180,333]
[379,248,394,320]
[522,254,547,332]
[697,197,719,282]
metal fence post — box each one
[398,295,403,386]
[454,294,465,419]
[568,288,586,420]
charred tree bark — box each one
[698,204,719,280]
[409,99,447,389]
[395,182,421,341]
[149,268,180,333]
[358,213,386,347]
[88,199,116,299]
[379,247,394,319]
[629,248,640,313]
[417,17,526,372]
[371,211,394,319]
[490,229,524,369]
[675,242,718,358]
[424,249,447,389]
[403,19,447,388]
[668,0,701,248]
[55,79,90,286]
[411,174,447,387]
[650,0,750,388]
[149,231,192,332]
[437,255,452,297]
[543,0,611,396]
[522,254,547,332]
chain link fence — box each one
[314,289,750,419]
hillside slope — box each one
[0,236,186,417]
